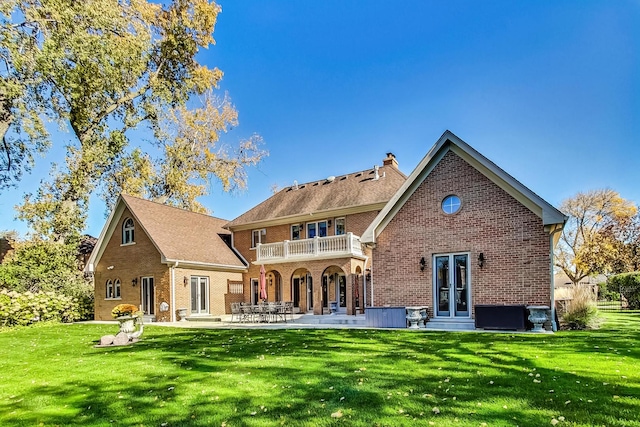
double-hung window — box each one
[335,218,345,235]
[291,224,303,240]
[251,229,266,248]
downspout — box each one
[362,255,369,311]
[548,225,563,331]
[171,261,179,322]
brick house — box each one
[224,153,407,315]
[361,131,567,329]
[86,195,247,321]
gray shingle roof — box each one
[225,162,407,228]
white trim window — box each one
[307,221,328,238]
[335,217,345,235]
[291,224,303,240]
[251,229,266,248]
[122,218,135,244]
[106,279,121,299]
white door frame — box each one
[433,253,471,318]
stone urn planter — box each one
[116,316,136,335]
[527,305,550,332]
[177,308,188,321]
[419,307,429,328]
[406,306,423,329]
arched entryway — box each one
[322,266,347,313]
[291,268,312,313]
[266,270,283,302]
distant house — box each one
[86,195,247,321]
[361,131,567,329]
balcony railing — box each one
[256,233,364,263]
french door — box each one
[141,277,154,315]
[434,254,470,317]
[190,276,209,314]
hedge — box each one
[607,272,640,310]
[0,289,92,327]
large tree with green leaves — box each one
[555,189,638,285]
[1,0,265,242]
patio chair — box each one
[274,302,287,323]
[240,303,254,323]
[230,302,242,323]
[283,301,294,322]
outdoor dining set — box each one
[230,301,294,323]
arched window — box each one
[106,279,122,299]
[122,218,135,244]
[106,279,114,299]
[114,279,121,299]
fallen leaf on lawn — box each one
[564,400,571,405]
[613,395,620,399]
[432,407,440,414]
[331,410,343,418]
[558,416,565,421]
[551,419,559,426]
[250,412,257,416]
[340,396,345,401]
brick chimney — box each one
[383,152,398,169]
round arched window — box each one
[441,195,461,215]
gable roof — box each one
[86,194,247,272]
[361,130,567,244]
[225,160,407,230]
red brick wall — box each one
[232,211,377,313]
[371,151,551,314]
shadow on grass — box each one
[0,313,638,426]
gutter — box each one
[162,258,247,272]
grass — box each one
[0,313,639,427]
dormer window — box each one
[122,218,135,244]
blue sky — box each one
[1,0,639,237]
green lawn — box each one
[0,313,639,427]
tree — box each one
[555,189,637,285]
[1,0,265,242]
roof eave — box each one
[162,257,248,272]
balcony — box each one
[256,233,364,264]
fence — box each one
[596,284,640,311]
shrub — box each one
[608,272,640,309]
[597,281,620,301]
[0,289,85,327]
[562,285,601,330]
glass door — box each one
[190,276,209,314]
[338,275,347,312]
[141,277,154,315]
[434,254,470,317]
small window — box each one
[291,224,302,240]
[122,218,135,244]
[251,229,265,248]
[106,279,121,299]
[441,195,461,215]
[335,218,345,235]
[106,279,114,299]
